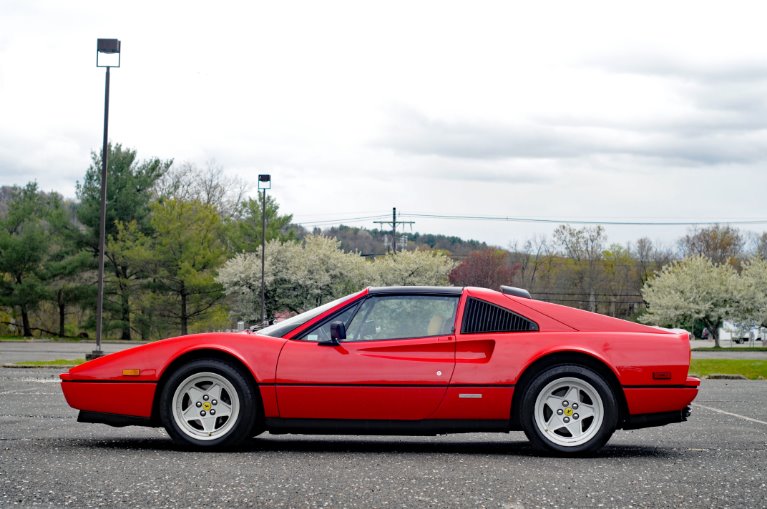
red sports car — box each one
[60,286,699,454]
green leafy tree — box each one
[640,256,739,347]
[231,193,297,252]
[76,143,172,339]
[0,184,56,336]
[148,199,228,336]
[106,220,154,338]
[43,198,94,337]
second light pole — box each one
[258,174,271,327]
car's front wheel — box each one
[159,359,257,448]
[521,365,618,454]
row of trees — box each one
[2,142,766,340]
[0,144,457,339]
[0,144,298,339]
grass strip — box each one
[692,347,767,352]
[14,358,85,367]
[690,359,767,380]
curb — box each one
[707,374,748,380]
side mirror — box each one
[330,321,346,341]
[319,321,346,346]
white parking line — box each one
[693,403,767,427]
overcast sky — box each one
[2,0,767,249]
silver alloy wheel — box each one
[533,376,604,448]
[171,371,240,441]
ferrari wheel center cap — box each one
[564,407,574,417]
[202,401,212,411]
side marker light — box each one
[122,369,141,376]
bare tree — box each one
[679,225,744,265]
[754,232,767,259]
[155,161,249,219]
[553,225,606,312]
[509,235,550,290]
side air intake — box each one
[461,298,538,334]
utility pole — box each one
[374,207,415,254]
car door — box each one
[275,293,459,420]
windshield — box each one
[257,291,362,338]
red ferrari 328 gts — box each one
[61,286,700,454]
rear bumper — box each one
[624,377,699,415]
[622,405,692,430]
[621,376,699,429]
[61,381,156,419]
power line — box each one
[293,210,767,229]
[295,214,390,227]
[400,212,767,226]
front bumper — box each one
[60,380,157,419]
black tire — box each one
[159,359,258,448]
[520,365,618,455]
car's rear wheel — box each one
[159,359,257,448]
[521,365,618,454]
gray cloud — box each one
[379,106,767,166]
[586,54,767,132]
[0,132,90,195]
[589,54,767,84]
[379,54,767,166]
[380,109,605,160]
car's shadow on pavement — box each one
[72,435,682,459]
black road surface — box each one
[1,367,766,508]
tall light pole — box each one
[258,174,271,328]
[88,39,121,361]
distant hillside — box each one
[318,225,488,258]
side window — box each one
[345,295,459,341]
[461,298,538,334]
[299,303,360,342]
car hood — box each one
[61,331,285,383]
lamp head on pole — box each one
[258,174,272,190]
[97,38,121,68]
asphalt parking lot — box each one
[1,363,766,509]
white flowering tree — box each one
[738,257,767,329]
[217,235,369,321]
[217,236,456,324]
[370,250,456,286]
[640,256,740,347]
